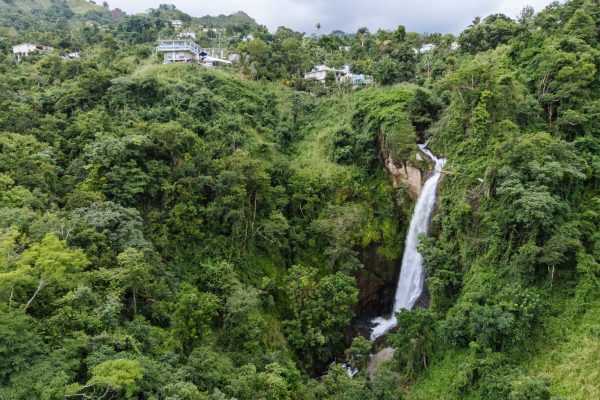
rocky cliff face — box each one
[385,154,426,200]
[352,151,432,334]
[356,243,402,319]
[349,245,401,342]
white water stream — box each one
[370,144,446,341]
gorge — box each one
[370,144,446,341]
[2,1,598,398]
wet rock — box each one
[355,243,401,319]
[414,281,430,309]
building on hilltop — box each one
[304,65,340,82]
[178,31,197,40]
[304,64,373,87]
[200,26,226,34]
[414,42,459,54]
[418,44,436,54]
[156,39,232,67]
[340,73,374,87]
[13,43,53,62]
[157,39,202,63]
[170,20,184,30]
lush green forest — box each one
[0,0,599,399]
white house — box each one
[178,31,197,40]
[341,73,374,86]
[305,64,373,87]
[304,64,328,82]
[157,39,202,64]
[304,65,338,82]
[201,27,225,34]
[12,43,53,61]
[170,20,183,29]
[156,39,232,68]
[419,44,436,53]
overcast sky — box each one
[104,0,558,34]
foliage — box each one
[86,359,144,398]
[459,14,520,54]
[283,265,358,369]
[388,309,436,378]
[0,1,599,399]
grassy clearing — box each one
[405,349,471,400]
[525,298,600,399]
[405,289,600,400]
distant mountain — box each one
[141,5,260,35]
[195,11,260,30]
[0,0,113,32]
[0,0,104,14]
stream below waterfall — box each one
[370,144,446,341]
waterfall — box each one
[370,144,446,341]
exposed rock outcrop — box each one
[385,155,425,200]
[356,243,401,319]
[351,150,434,343]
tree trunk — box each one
[132,288,137,315]
[24,278,45,311]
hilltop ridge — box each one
[0,0,104,13]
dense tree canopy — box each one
[0,0,599,399]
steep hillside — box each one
[0,51,416,396]
[396,2,600,398]
[196,11,260,30]
[0,0,103,13]
[0,0,598,399]
[0,0,111,34]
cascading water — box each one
[370,144,446,341]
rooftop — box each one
[157,39,202,55]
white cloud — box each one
[105,0,558,34]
